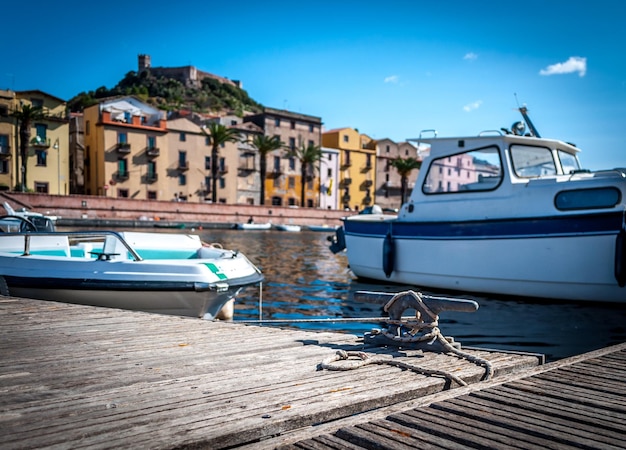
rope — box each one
[320,290,494,385]
[321,350,468,387]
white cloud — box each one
[464,52,478,61]
[463,100,482,112]
[539,56,587,77]
[384,75,399,83]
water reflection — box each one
[62,226,626,362]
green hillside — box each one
[67,70,263,116]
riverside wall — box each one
[0,192,350,229]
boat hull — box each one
[342,213,625,303]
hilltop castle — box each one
[137,54,241,89]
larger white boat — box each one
[330,111,626,303]
[0,230,264,319]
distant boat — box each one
[307,225,339,232]
[235,222,272,230]
[274,224,302,232]
[1,202,56,232]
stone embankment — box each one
[1,192,349,229]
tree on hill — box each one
[67,70,263,115]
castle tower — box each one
[138,54,151,72]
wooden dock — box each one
[0,297,620,449]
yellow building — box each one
[83,97,167,198]
[0,90,69,194]
[322,128,376,211]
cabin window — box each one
[555,187,621,211]
[423,146,501,194]
[558,150,581,174]
[511,144,556,177]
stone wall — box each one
[1,192,349,227]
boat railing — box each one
[2,231,143,261]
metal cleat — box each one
[356,290,478,352]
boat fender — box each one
[383,230,395,278]
[615,227,626,287]
[329,227,346,254]
[0,276,9,296]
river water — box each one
[66,226,626,362]
[187,227,626,363]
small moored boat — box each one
[330,108,626,303]
[274,224,302,232]
[0,230,264,319]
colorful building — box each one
[322,128,376,211]
[374,138,420,210]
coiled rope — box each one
[320,290,494,386]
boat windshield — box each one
[558,150,581,174]
[423,146,502,194]
[510,144,556,177]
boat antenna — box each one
[514,93,540,138]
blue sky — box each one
[3,1,624,170]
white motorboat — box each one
[234,222,272,230]
[330,110,626,303]
[274,224,302,232]
[0,230,264,319]
[307,225,339,232]
[1,202,56,231]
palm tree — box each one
[202,122,240,203]
[286,142,323,207]
[250,134,283,205]
[390,156,422,205]
[12,104,45,191]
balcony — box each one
[340,178,352,187]
[340,159,352,169]
[117,142,131,153]
[268,166,283,178]
[0,145,11,159]
[115,170,129,181]
[31,137,50,149]
[146,146,160,157]
[341,194,351,203]
[218,165,229,175]
[360,163,372,173]
[363,196,373,205]
[178,161,189,171]
[146,173,158,183]
[239,162,256,172]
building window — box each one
[309,124,314,132]
[204,176,211,194]
[31,98,44,108]
[289,137,295,150]
[117,189,129,198]
[179,132,186,142]
[273,156,280,171]
[308,140,314,147]
[288,176,295,188]
[288,197,297,206]
[219,177,225,189]
[205,156,211,170]
[386,145,390,153]
[35,124,47,142]
[274,118,280,127]
[0,160,8,174]
[118,158,128,177]
[147,136,156,148]
[36,150,47,166]
[34,181,48,193]
[205,136,210,146]
[327,168,332,177]
[178,151,187,168]
[147,190,157,200]
[343,135,349,143]
[289,157,295,170]
[147,161,156,178]
[327,153,332,161]
[405,149,409,156]
[290,120,296,130]
[118,132,127,144]
[124,111,131,123]
[86,120,90,135]
[273,177,281,188]
[178,173,186,185]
